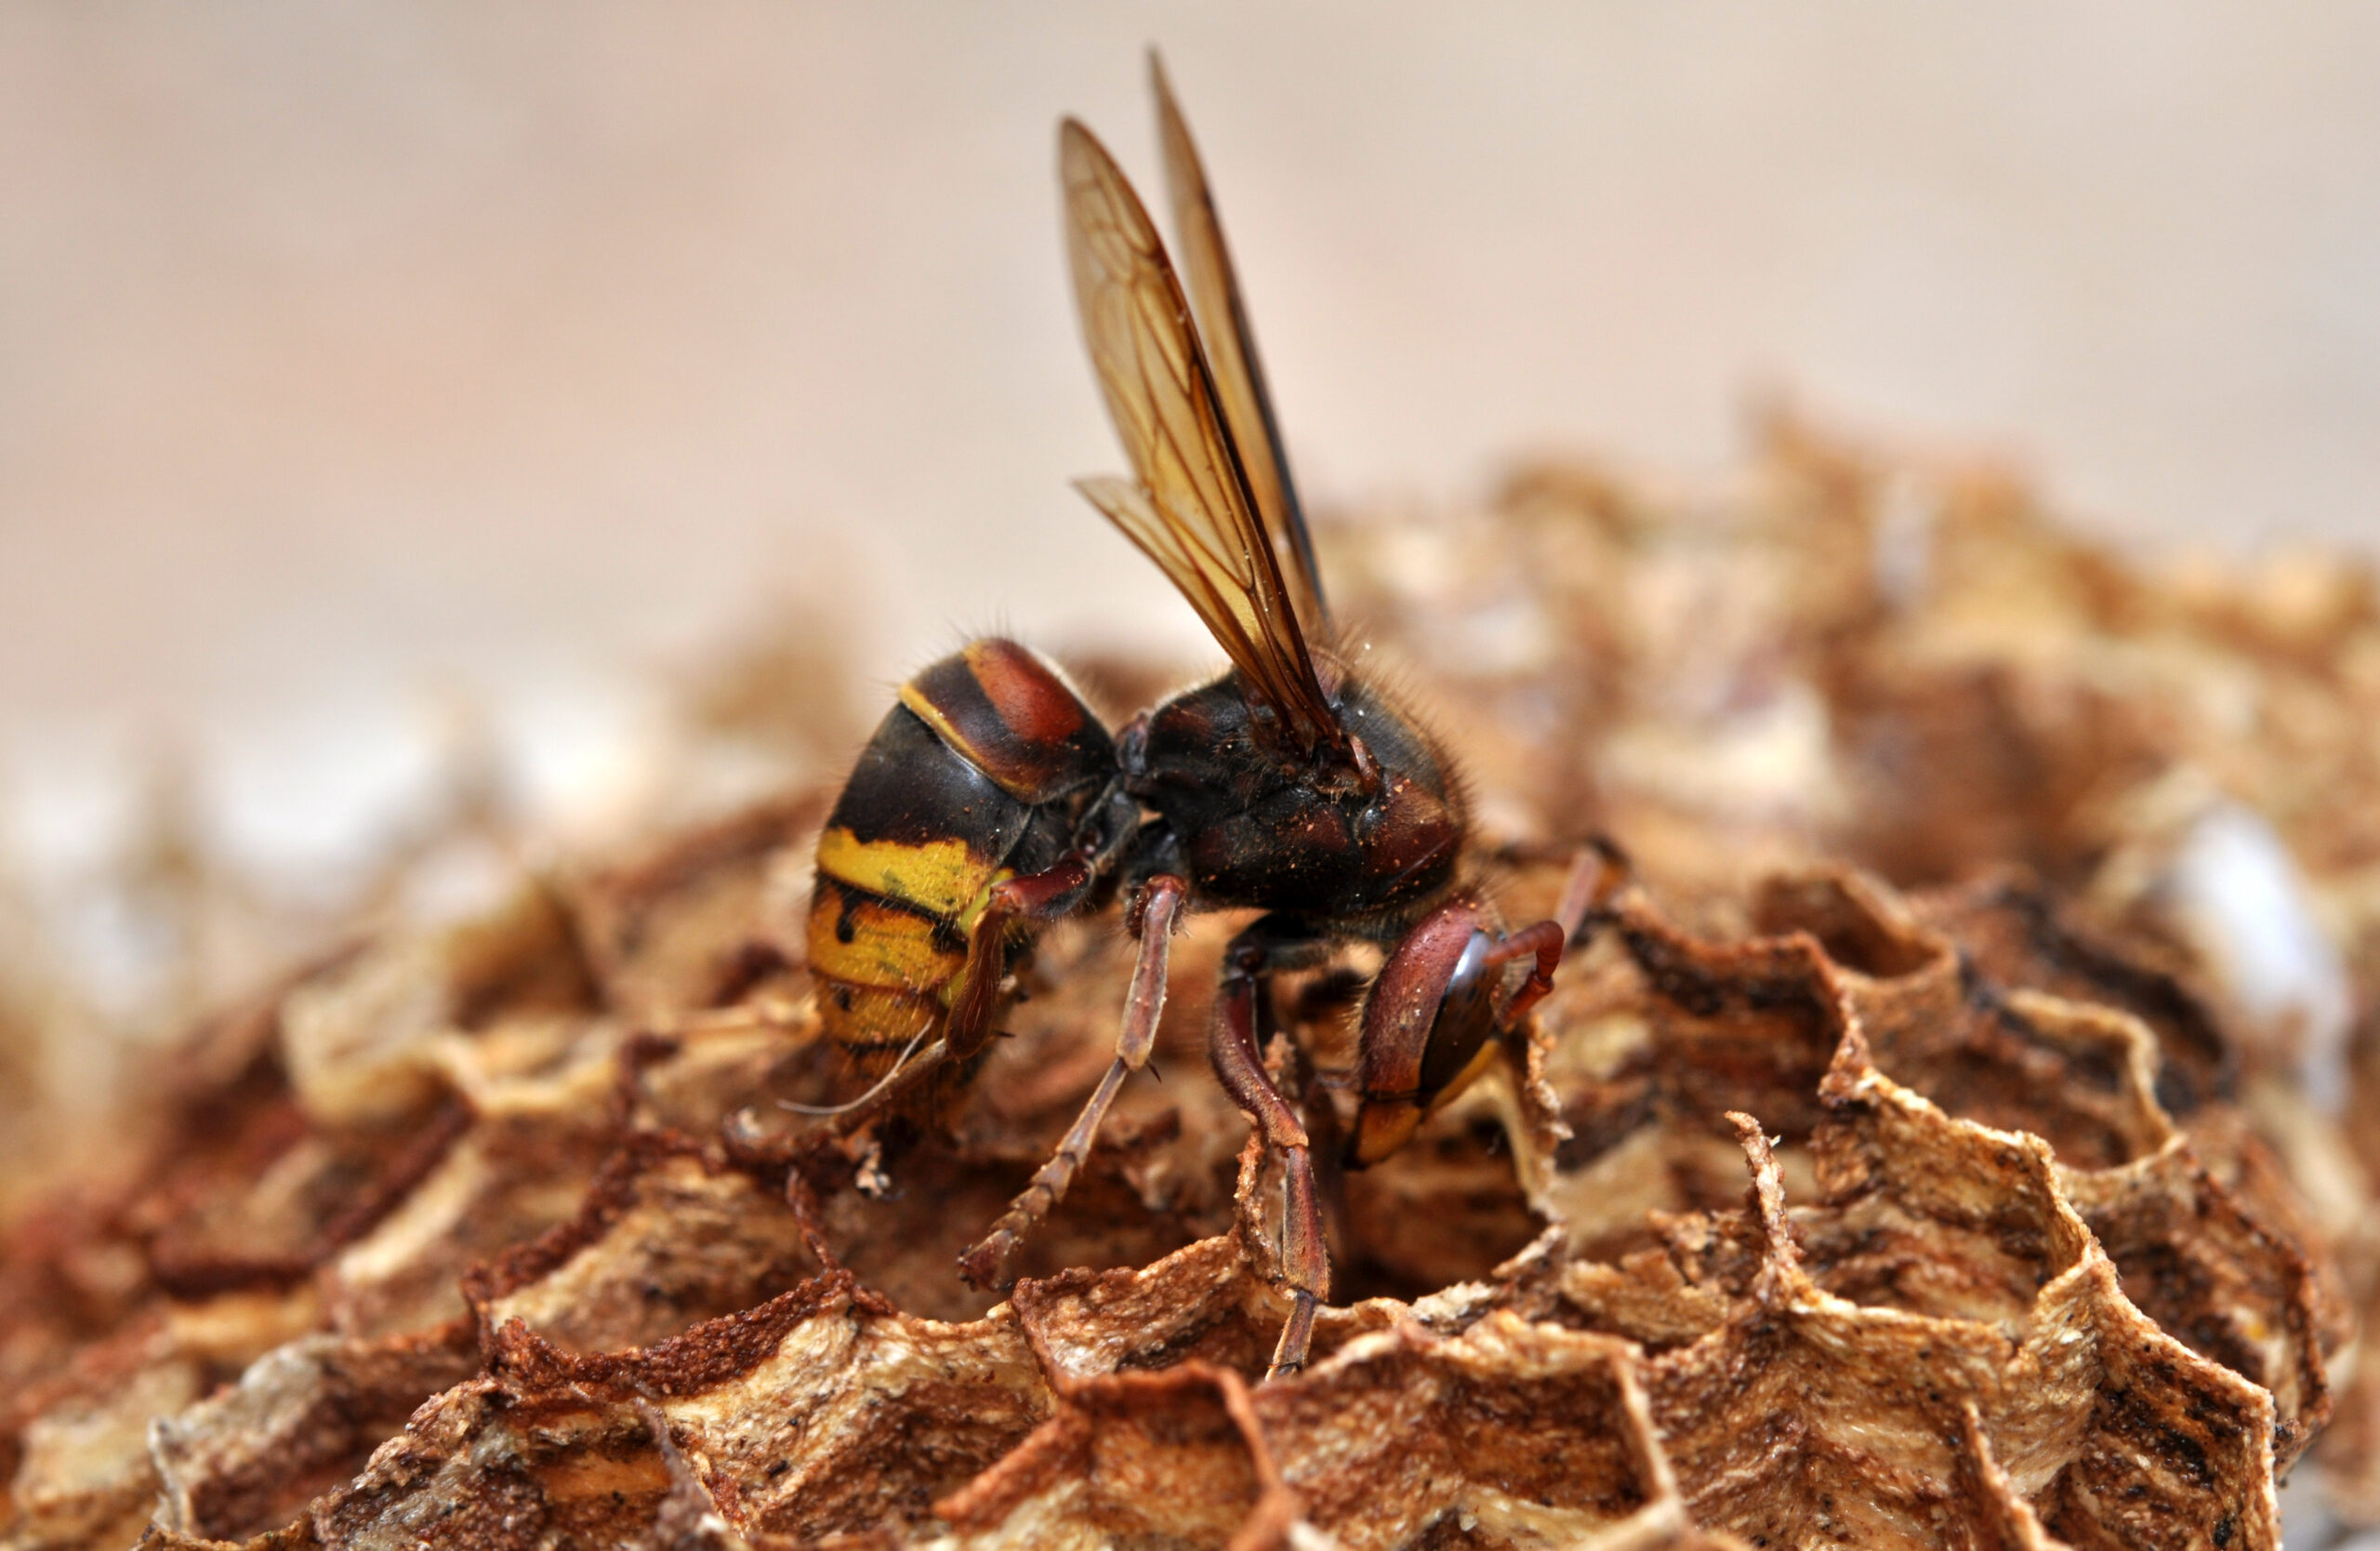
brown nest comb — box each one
[5,420,2378,1550]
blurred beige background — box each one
[4,3,2377,882]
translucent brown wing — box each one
[1147,52,1331,639]
[1060,117,1344,756]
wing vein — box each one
[1149,52,1330,637]
[1059,116,1342,757]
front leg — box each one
[1207,914,1340,1380]
[1345,894,1566,1169]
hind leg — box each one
[958,874,1188,1289]
[808,854,1106,1138]
[818,796,1140,1136]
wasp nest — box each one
[5,419,2377,1550]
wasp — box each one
[805,57,1572,1379]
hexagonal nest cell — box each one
[8,419,2380,1551]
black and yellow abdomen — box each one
[809,639,1115,1068]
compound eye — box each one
[1348,902,1502,1171]
[1415,930,1501,1101]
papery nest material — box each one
[5,425,2376,1550]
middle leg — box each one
[1206,914,1342,1380]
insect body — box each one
[808,57,1572,1379]
[806,638,1125,1080]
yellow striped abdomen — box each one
[808,640,1114,1070]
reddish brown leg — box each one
[957,874,1188,1290]
[944,855,1101,1061]
[1487,920,1566,1027]
[1208,915,1338,1380]
[1488,835,1633,946]
[1553,839,1632,946]
[811,854,1104,1139]
[939,789,1141,1064]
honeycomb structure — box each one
[5,423,2377,1549]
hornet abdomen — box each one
[808,638,1114,1069]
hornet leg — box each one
[958,873,1188,1289]
[819,850,1110,1140]
[942,785,1142,1065]
[1208,914,1340,1381]
[942,856,1099,1062]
